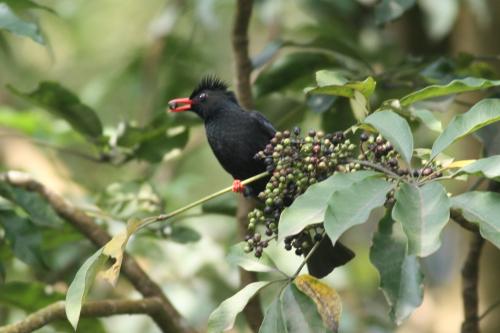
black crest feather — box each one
[190,75,228,99]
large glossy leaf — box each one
[401,78,500,106]
[278,171,381,242]
[281,283,329,333]
[8,82,103,138]
[451,191,500,248]
[295,275,341,332]
[0,2,44,44]
[392,183,450,257]
[65,248,107,330]
[207,281,273,333]
[454,155,500,180]
[375,0,416,25]
[0,210,47,269]
[0,181,63,227]
[370,214,423,324]
[364,110,414,164]
[227,242,280,274]
[324,177,394,244]
[431,99,500,158]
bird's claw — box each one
[232,179,245,193]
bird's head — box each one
[168,76,238,120]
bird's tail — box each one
[306,235,355,279]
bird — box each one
[168,75,354,278]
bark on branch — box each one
[231,1,264,331]
[0,298,163,333]
[461,233,484,333]
[0,171,195,333]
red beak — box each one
[168,97,192,112]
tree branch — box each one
[0,171,195,333]
[231,1,263,331]
[0,298,163,333]
[461,233,485,333]
[450,209,480,233]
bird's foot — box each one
[232,179,245,193]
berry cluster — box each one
[245,127,357,258]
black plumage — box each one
[168,76,354,278]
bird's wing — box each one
[248,110,276,137]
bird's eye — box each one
[199,93,207,102]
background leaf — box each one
[370,213,424,324]
[8,82,103,138]
[364,110,414,164]
[431,98,500,158]
[392,182,450,257]
[227,242,280,274]
[454,155,500,180]
[451,191,500,249]
[375,0,416,25]
[0,2,44,44]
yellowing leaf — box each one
[101,218,141,286]
[443,159,476,170]
[294,274,341,332]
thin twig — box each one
[0,298,163,333]
[479,298,500,321]
[450,209,480,233]
[348,159,401,180]
[291,235,323,280]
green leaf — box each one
[3,0,56,14]
[65,248,107,330]
[431,99,500,158]
[375,0,416,25]
[410,107,442,132]
[8,82,103,138]
[364,110,414,164]
[0,3,44,44]
[0,281,62,311]
[451,191,500,248]
[306,73,376,100]
[227,242,280,274]
[454,155,500,180]
[202,194,237,216]
[168,225,201,244]
[0,181,63,227]
[254,52,341,97]
[281,283,329,333]
[259,298,287,333]
[0,210,47,269]
[370,213,423,324]
[392,182,450,257]
[400,77,500,106]
[278,171,381,242]
[324,177,394,244]
[134,126,189,163]
[207,281,272,333]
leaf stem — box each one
[137,172,269,230]
[290,234,323,280]
[348,159,402,180]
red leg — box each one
[232,179,245,193]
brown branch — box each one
[0,171,195,333]
[231,1,263,331]
[461,233,484,333]
[450,209,480,233]
[232,0,254,110]
[0,298,163,333]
